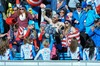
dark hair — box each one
[85,37,95,60]
[45,8,52,18]
[0,40,9,56]
[94,18,100,23]
[86,5,93,10]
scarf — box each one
[19,13,26,21]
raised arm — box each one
[42,9,52,24]
[32,45,36,58]
[0,33,7,38]
[34,50,41,60]
[49,35,54,50]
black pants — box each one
[80,32,87,49]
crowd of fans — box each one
[0,0,100,60]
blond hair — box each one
[64,23,71,35]
[43,39,49,47]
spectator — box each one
[58,9,66,23]
[38,22,47,42]
[0,40,13,60]
[7,23,22,53]
[42,9,64,32]
[88,18,100,47]
[34,38,54,60]
[83,36,97,60]
[63,20,80,46]
[67,37,83,60]
[73,3,87,48]
[58,6,70,23]
[9,6,37,28]
[73,3,86,32]
[13,7,18,13]
[28,20,39,50]
[20,37,36,60]
[85,5,97,34]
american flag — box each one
[17,26,30,39]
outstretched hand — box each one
[40,3,46,9]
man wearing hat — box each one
[73,3,86,32]
[73,3,87,48]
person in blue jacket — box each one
[88,18,100,60]
[73,3,86,32]
[88,18,100,47]
[85,5,97,34]
[0,12,4,33]
[73,3,87,49]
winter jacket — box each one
[73,10,86,32]
[85,10,96,34]
[88,27,100,47]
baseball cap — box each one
[76,3,81,8]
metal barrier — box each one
[0,60,100,66]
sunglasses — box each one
[64,22,69,24]
[20,9,24,10]
[14,9,17,11]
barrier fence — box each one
[0,60,100,66]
